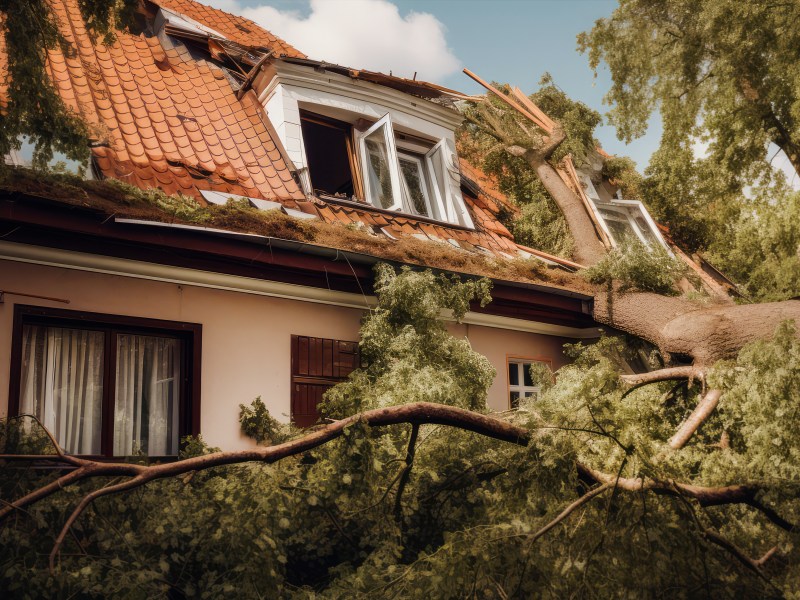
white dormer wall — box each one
[256,61,473,227]
[258,62,462,169]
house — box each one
[0,0,615,457]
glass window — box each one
[13,308,199,457]
[114,334,181,456]
[508,359,546,409]
[350,113,473,227]
[19,325,104,455]
[358,114,402,211]
[398,153,431,216]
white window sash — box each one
[398,151,435,217]
[357,114,403,211]
[424,140,454,222]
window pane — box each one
[510,391,520,409]
[19,325,104,454]
[632,212,661,247]
[364,128,395,209]
[598,207,638,245]
[399,155,429,216]
[114,334,181,456]
[508,362,519,386]
[428,144,447,208]
[523,363,533,387]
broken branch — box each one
[669,389,722,449]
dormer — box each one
[253,59,475,228]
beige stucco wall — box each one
[1,258,574,451]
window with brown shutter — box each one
[290,335,360,427]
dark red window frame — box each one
[8,305,202,458]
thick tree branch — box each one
[577,464,795,532]
[594,293,800,365]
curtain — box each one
[114,335,180,456]
[19,325,104,455]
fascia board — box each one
[258,62,463,132]
[0,241,601,340]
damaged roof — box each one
[0,0,575,268]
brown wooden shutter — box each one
[290,335,360,427]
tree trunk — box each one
[526,153,607,266]
[527,142,800,364]
[594,291,800,365]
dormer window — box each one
[577,172,671,252]
[258,60,474,228]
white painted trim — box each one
[0,241,602,339]
[459,311,602,339]
[258,61,462,131]
[0,241,372,310]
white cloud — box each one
[204,0,461,82]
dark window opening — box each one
[299,112,355,197]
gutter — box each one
[113,218,593,302]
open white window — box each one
[508,359,547,409]
[398,152,436,217]
[358,114,404,211]
[578,171,670,252]
[292,105,474,227]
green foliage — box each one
[581,239,688,295]
[601,156,642,200]
[706,189,800,302]
[2,275,800,596]
[239,397,290,445]
[579,0,800,183]
[322,264,495,417]
[0,0,138,166]
[530,73,602,166]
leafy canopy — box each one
[579,0,800,181]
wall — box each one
[1,259,574,451]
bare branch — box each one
[527,482,611,544]
[620,366,703,386]
[577,464,796,532]
[755,545,781,567]
[669,389,722,449]
[394,423,420,524]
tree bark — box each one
[525,153,607,266]
[594,292,800,365]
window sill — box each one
[315,193,476,232]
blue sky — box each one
[219,0,662,170]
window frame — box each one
[297,107,474,228]
[506,355,552,410]
[8,305,202,458]
[578,171,671,253]
[397,150,436,218]
[357,113,405,211]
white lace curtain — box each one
[114,334,180,456]
[19,326,104,455]
[19,326,180,456]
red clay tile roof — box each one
[151,0,305,57]
[41,0,304,201]
[0,0,535,261]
